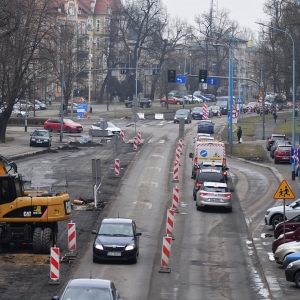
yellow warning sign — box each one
[213,152,220,158]
[273,180,295,200]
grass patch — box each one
[221,122,256,142]
[225,144,270,162]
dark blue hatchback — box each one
[197,120,214,134]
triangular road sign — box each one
[273,179,295,199]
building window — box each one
[96,20,100,31]
[68,6,74,16]
[96,38,100,49]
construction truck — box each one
[0,155,72,254]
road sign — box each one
[291,148,300,164]
[176,76,186,84]
[232,109,239,118]
[237,97,243,103]
[201,83,207,89]
[273,179,295,199]
[207,77,218,85]
[232,124,237,132]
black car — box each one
[193,169,226,200]
[266,134,287,151]
[285,259,300,288]
[92,218,142,264]
[174,108,192,123]
[52,278,123,300]
[29,129,52,147]
[125,98,152,108]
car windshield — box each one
[62,286,112,300]
[63,119,75,124]
[201,165,222,171]
[176,109,188,114]
[193,107,203,112]
[248,102,258,106]
[98,223,134,237]
[216,99,227,105]
[199,121,212,126]
[203,186,228,192]
[277,146,291,151]
[33,131,49,137]
[197,173,224,182]
[210,106,218,110]
[272,136,285,140]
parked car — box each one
[283,252,300,270]
[209,105,221,116]
[125,98,152,108]
[272,226,300,253]
[274,240,300,264]
[245,101,259,112]
[270,140,291,159]
[67,103,78,113]
[174,109,192,123]
[274,213,300,239]
[52,278,123,300]
[265,198,300,229]
[196,181,233,212]
[68,97,86,104]
[14,99,39,111]
[91,218,142,263]
[44,118,83,133]
[266,134,287,151]
[160,96,183,105]
[34,99,47,110]
[183,95,202,104]
[11,109,29,118]
[192,169,226,200]
[203,94,216,102]
[265,92,277,101]
[91,121,121,136]
[193,91,203,98]
[198,94,212,102]
[274,144,292,164]
[256,104,271,114]
[197,120,214,134]
[236,103,247,113]
[29,129,52,147]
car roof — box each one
[199,169,222,173]
[203,182,228,187]
[102,218,133,224]
[271,134,285,137]
[67,278,111,288]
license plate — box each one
[107,252,121,256]
[282,157,289,159]
[36,141,42,143]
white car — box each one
[11,110,29,118]
[91,121,121,136]
[265,198,300,229]
[274,240,300,264]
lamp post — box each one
[60,60,64,143]
[88,41,92,118]
[257,22,296,180]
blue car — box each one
[198,95,212,102]
[197,120,214,134]
[283,252,300,269]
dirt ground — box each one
[0,141,136,300]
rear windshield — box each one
[203,186,228,192]
[201,165,222,171]
[277,146,291,151]
[272,135,285,140]
[197,172,224,183]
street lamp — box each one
[256,22,296,180]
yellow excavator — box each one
[0,155,72,254]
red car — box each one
[272,226,300,253]
[44,118,83,133]
[274,144,292,164]
[274,213,300,239]
[160,96,183,105]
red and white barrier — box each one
[49,247,60,284]
[175,147,181,164]
[166,209,175,235]
[114,158,120,176]
[137,131,142,144]
[172,186,179,212]
[217,109,221,117]
[178,139,183,154]
[172,161,179,182]
[68,223,76,252]
[203,103,208,120]
[133,137,138,150]
[120,129,125,139]
[159,236,172,273]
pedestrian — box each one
[273,110,277,123]
[48,95,52,106]
[237,126,242,144]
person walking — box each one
[237,126,242,144]
[273,109,277,123]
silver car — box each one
[196,181,233,212]
[274,240,300,264]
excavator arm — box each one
[0,155,18,175]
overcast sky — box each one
[162,0,268,33]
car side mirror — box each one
[189,153,193,158]
[91,230,97,235]
[136,232,142,236]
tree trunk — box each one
[0,114,10,143]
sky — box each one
[162,0,267,33]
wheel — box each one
[29,106,34,111]
[176,101,181,105]
[274,159,278,164]
[30,141,34,147]
[193,192,196,201]
[196,204,202,211]
[227,207,232,213]
[32,227,43,254]
[93,255,99,263]
[66,127,71,133]
[131,254,137,264]
[271,214,284,229]
[46,126,52,132]
[294,271,300,288]
[128,103,132,108]
[42,227,53,254]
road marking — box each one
[132,201,153,209]
[147,166,161,171]
[142,181,158,187]
[152,154,164,158]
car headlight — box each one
[125,244,135,251]
[94,243,104,250]
[31,138,36,141]
[108,130,113,135]
[286,262,294,269]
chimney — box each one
[90,0,95,12]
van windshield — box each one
[216,99,227,106]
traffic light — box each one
[168,70,176,83]
[199,69,208,83]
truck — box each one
[124,98,152,108]
[189,142,227,179]
[0,155,72,254]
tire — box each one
[227,207,233,213]
[66,127,71,133]
[271,214,284,229]
[30,141,34,147]
[193,192,196,201]
[294,272,300,288]
[32,227,43,254]
[176,101,181,105]
[274,159,278,164]
[42,227,53,254]
[131,254,138,264]
[128,104,132,108]
[29,106,34,111]
[93,255,99,263]
[46,126,52,132]
[196,204,202,211]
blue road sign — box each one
[291,148,300,164]
[207,77,218,85]
[176,76,186,84]
[237,97,243,103]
